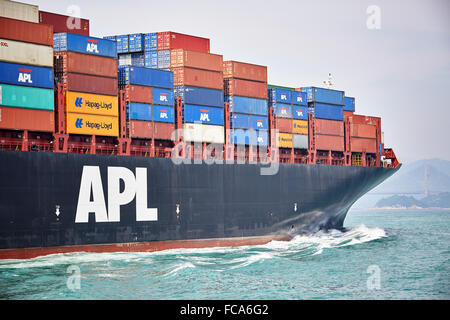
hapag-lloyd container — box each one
[54,52,118,78]
[152,88,174,106]
[174,86,223,108]
[120,84,153,104]
[0,38,53,67]
[53,33,117,58]
[127,102,152,121]
[292,91,307,106]
[153,105,175,123]
[157,32,210,53]
[300,87,344,105]
[231,113,251,129]
[119,66,173,89]
[293,134,308,149]
[276,133,293,148]
[129,120,175,140]
[292,120,308,135]
[0,16,53,46]
[66,112,119,137]
[183,123,224,144]
[157,50,170,69]
[310,102,343,121]
[315,134,344,151]
[183,104,224,125]
[170,49,223,72]
[0,61,53,89]
[268,88,292,104]
[275,118,293,133]
[273,103,293,118]
[65,91,118,117]
[57,73,118,96]
[226,96,268,115]
[350,137,377,153]
[224,79,268,99]
[223,61,267,83]
[0,106,54,132]
[0,0,38,23]
[144,33,157,51]
[344,96,355,112]
[251,115,268,131]
[292,106,308,120]
[38,11,89,36]
[173,67,223,90]
[0,84,54,110]
[314,118,344,136]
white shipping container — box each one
[0,0,39,23]
[293,134,308,149]
[0,38,53,67]
[183,123,224,144]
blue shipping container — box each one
[153,88,174,106]
[116,35,129,54]
[268,88,292,104]
[311,102,343,121]
[344,96,355,112]
[273,103,293,118]
[292,106,308,120]
[153,105,175,123]
[157,50,170,69]
[145,51,158,68]
[53,33,117,58]
[127,102,152,121]
[118,52,145,67]
[251,115,269,131]
[226,96,268,116]
[183,104,224,125]
[232,129,268,146]
[301,87,344,105]
[292,91,307,106]
[231,113,251,129]
[174,86,224,108]
[119,66,173,89]
[144,33,157,51]
[0,61,53,89]
[128,33,143,53]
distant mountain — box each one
[371,158,450,195]
[375,192,450,209]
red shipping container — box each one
[349,114,380,127]
[172,67,223,90]
[120,85,152,104]
[350,137,377,153]
[343,111,354,119]
[170,49,223,72]
[39,11,89,36]
[224,78,268,99]
[0,106,54,132]
[157,32,210,53]
[350,123,377,139]
[0,16,53,46]
[129,120,175,140]
[223,61,267,83]
[54,52,118,78]
[315,134,345,152]
[275,118,293,133]
[314,119,344,136]
[56,73,118,96]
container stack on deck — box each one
[0,1,54,151]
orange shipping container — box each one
[172,67,223,90]
[224,78,268,99]
[223,61,267,83]
[293,120,308,135]
[350,137,377,153]
[54,52,118,78]
[0,106,54,132]
[315,134,345,151]
[170,49,223,72]
[314,119,344,136]
[120,85,153,104]
[350,123,377,139]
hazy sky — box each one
[22,0,450,163]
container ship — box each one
[0,1,400,259]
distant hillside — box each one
[375,192,450,209]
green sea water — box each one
[0,209,449,300]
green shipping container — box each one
[0,84,54,111]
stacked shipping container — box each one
[39,10,89,36]
[0,12,55,132]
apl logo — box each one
[200,109,210,122]
[296,95,303,103]
[75,118,83,128]
[281,107,288,115]
[75,97,83,107]
[0,42,8,47]
[160,110,168,119]
[18,68,32,83]
[159,93,168,103]
[296,109,304,117]
[257,120,263,128]
[281,93,287,101]
[257,135,264,143]
[86,39,99,53]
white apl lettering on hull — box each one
[75,166,158,223]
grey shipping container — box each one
[293,134,308,149]
[0,0,39,23]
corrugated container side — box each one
[275,118,293,133]
[0,16,53,46]
[223,61,267,83]
[38,11,89,36]
[273,103,293,118]
[115,34,129,53]
[251,115,268,131]
[314,118,344,136]
[293,134,308,149]
[350,137,377,153]
[276,133,293,148]
[350,123,377,139]
[152,87,174,106]
[183,104,224,126]
[0,0,38,23]
[311,102,343,121]
[170,49,223,72]
[231,113,251,129]
[224,78,268,99]
[144,33,157,51]
[157,50,170,69]
[173,67,223,90]
[65,91,118,117]
[56,73,118,96]
[66,112,119,137]
[292,106,308,120]
[128,33,143,52]
[226,96,268,115]
[0,84,54,110]
[0,38,53,67]
[183,123,224,144]
[0,106,54,132]
[301,87,345,105]
[268,88,292,104]
[153,105,175,123]
[129,120,175,140]
[53,33,117,58]
[158,32,210,53]
[292,91,307,106]
[344,96,355,112]
[232,129,268,146]
[315,134,345,151]
[120,84,153,104]
[127,102,152,121]
[174,86,223,108]
[292,120,308,135]
[0,61,53,89]
[54,52,118,78]
[119,66,173,89]
[144,51,158,68]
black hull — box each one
[0,150,399,256]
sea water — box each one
[0,209,448,300]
